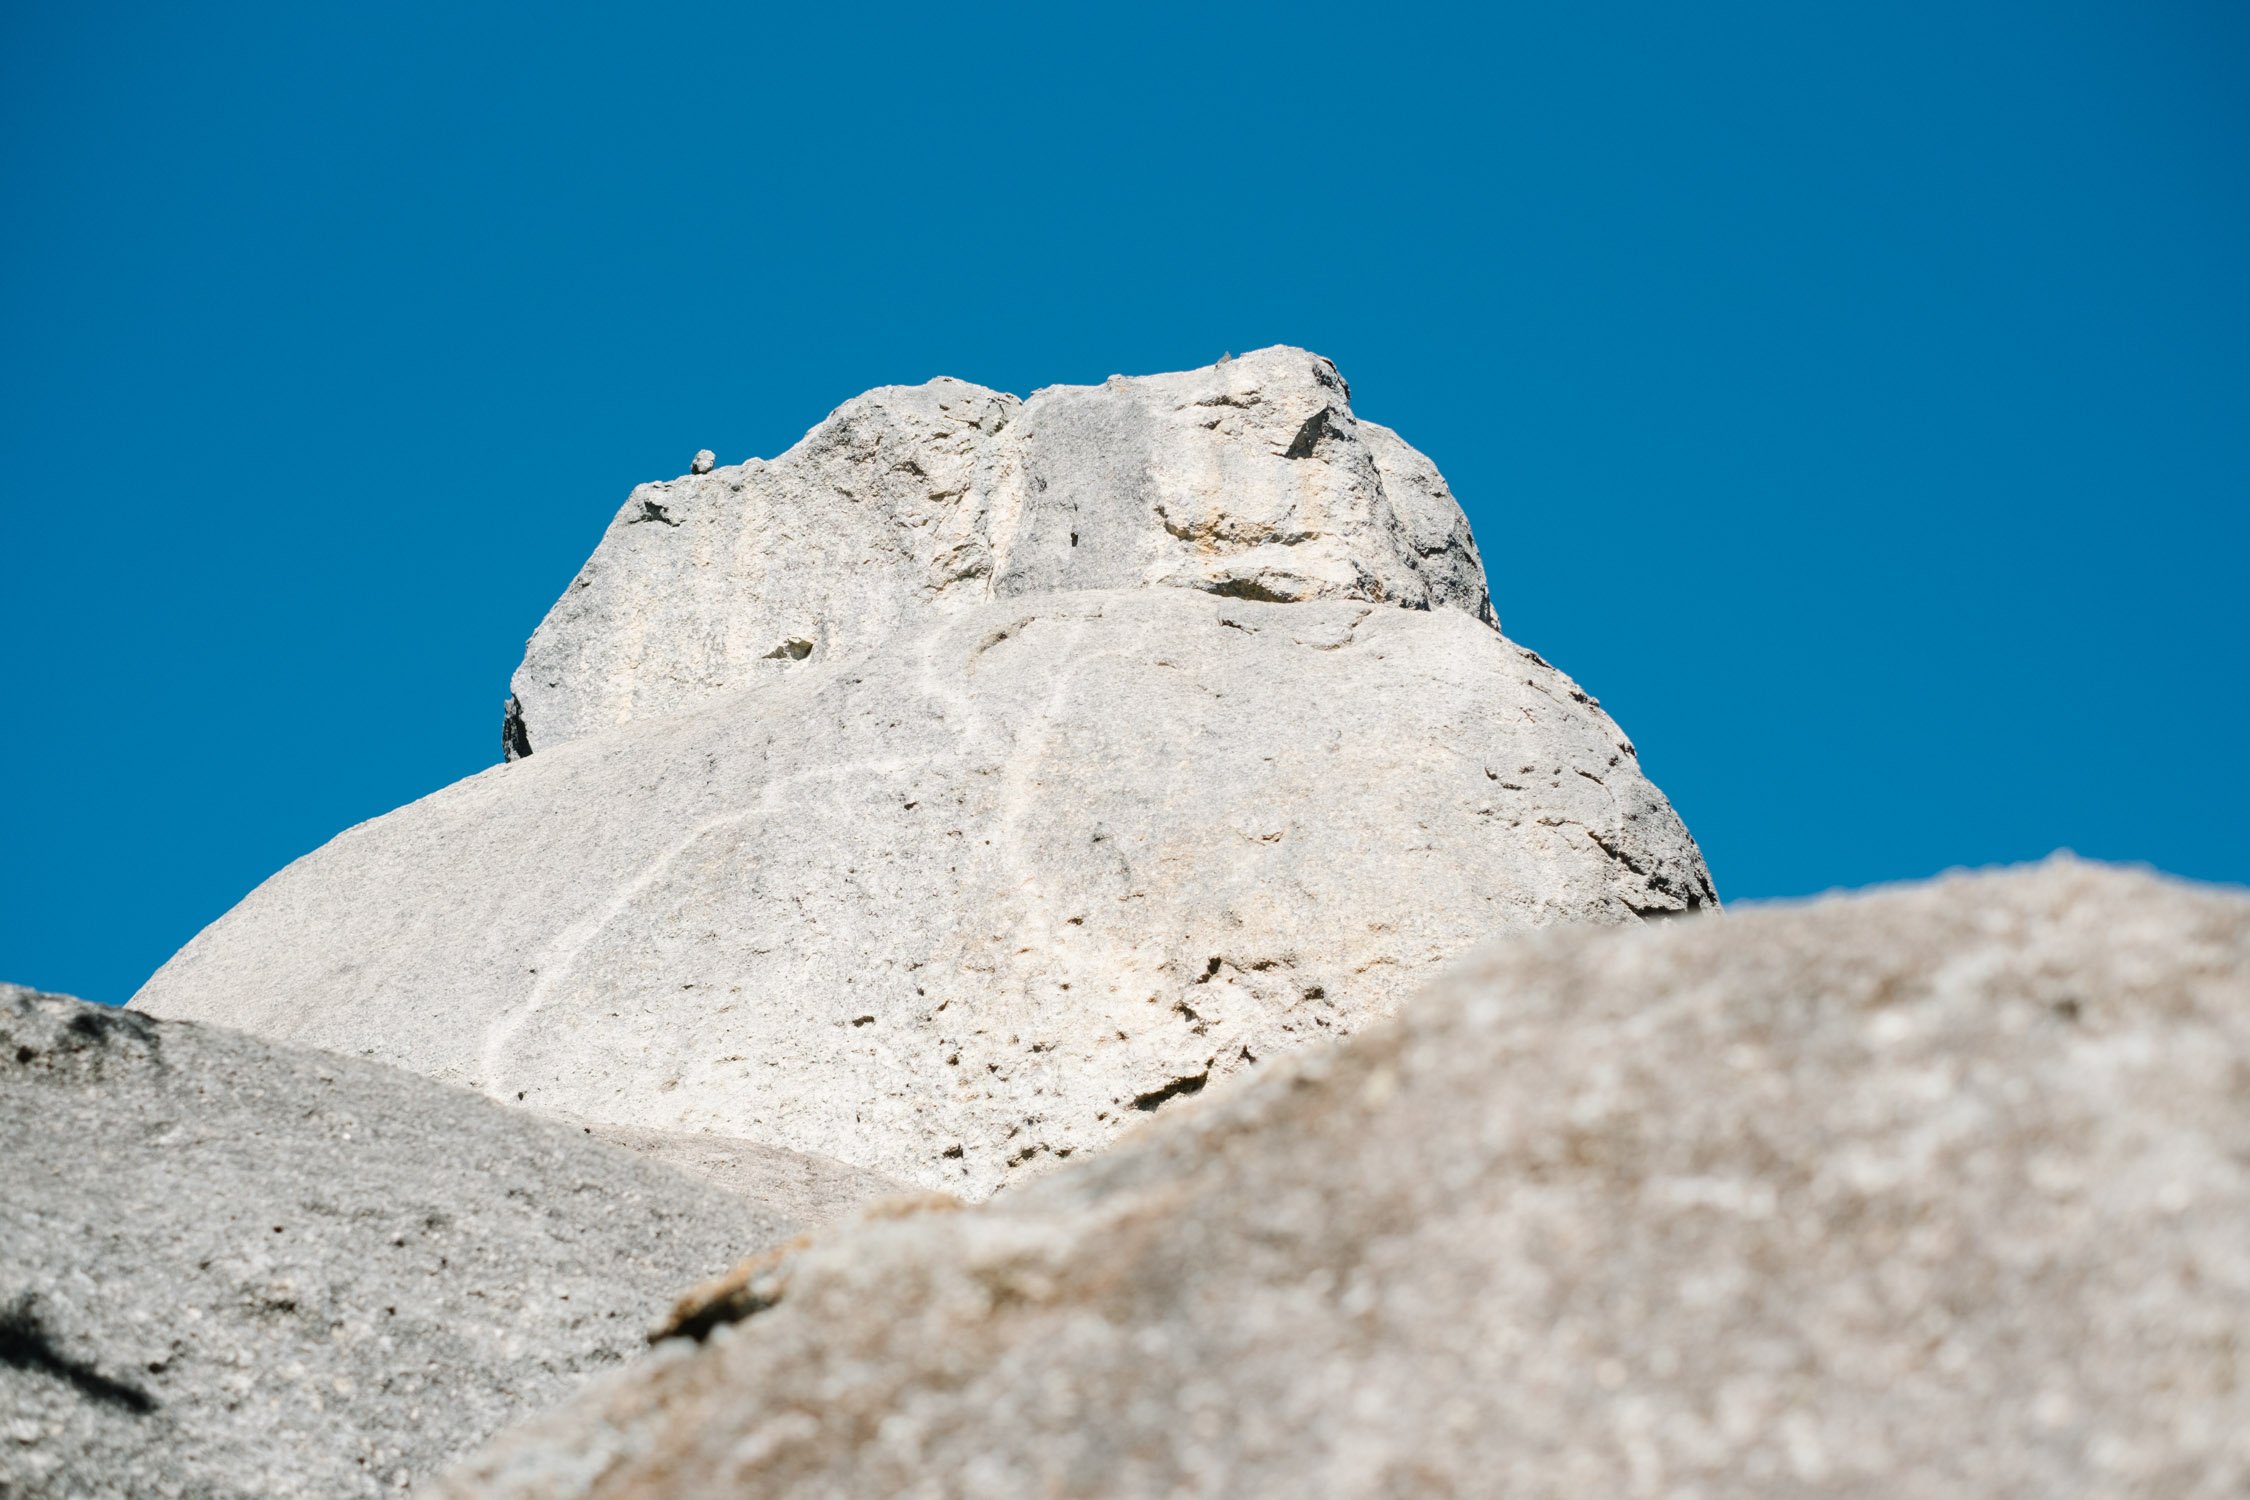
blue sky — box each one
[5,3,2245,1004]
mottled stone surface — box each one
[505,347,1494,756]
[0,985,803,1499]
[440,862,2250,1499]
[138,588,1710,1199]
[570,1121,910,1225]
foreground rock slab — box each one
[138,588,1712,1199]
[440,861,2250,1499]
[0,986,807,1500]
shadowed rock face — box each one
[437,861,2250,1500]
[0,985,808,1500]
[506,347,1494,758]
[136,588,1711,1199]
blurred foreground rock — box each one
[0,986,815,1499]
[439,861,2250,1499]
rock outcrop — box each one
[505,347,1494,757]
[135,348,1710,1199]
[0,985,811,1499]
[438,861,2250,1499]
[136,588,1711,1198]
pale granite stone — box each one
[139,588,1710,1200]
[505,348,1494,756]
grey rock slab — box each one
[0,985,800,1500]
[437,860,2250,1499]
[506,346,1495,755]
[138,588,1712,1200]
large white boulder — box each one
[138,587,1710,1198]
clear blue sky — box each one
[5,4,2245,1004]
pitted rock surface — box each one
[437,861,2250,1500]
[137,588,1711,1199]
[506,347,1494,756]
[0,985,805,1500]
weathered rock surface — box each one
[0,985,808,1499]
[138,587,1711,1199]
[569,1121,911,1225]
[438,861,2250,1499]
[137,346,1708,1200]
[506,346,1494,757]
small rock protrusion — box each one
[690,450,716,476]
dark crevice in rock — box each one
[12,1001,162,1073]
[661,1284,784,1345]
[65,1005,158,1052]
[502,696,533,762]
[1131,1071,1208,1113]
[627,499,682,527]
[1587,829,1717,920]
[1282,407,1343,460]
[1585,828,1651,879]
[1205,578,1293,603]
[0,1297,157,1415]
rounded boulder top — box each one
[505,347,1495,758]
[136,347,1714,1203]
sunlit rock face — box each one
[504,346,1494,758]
[136,348,1711,1201]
